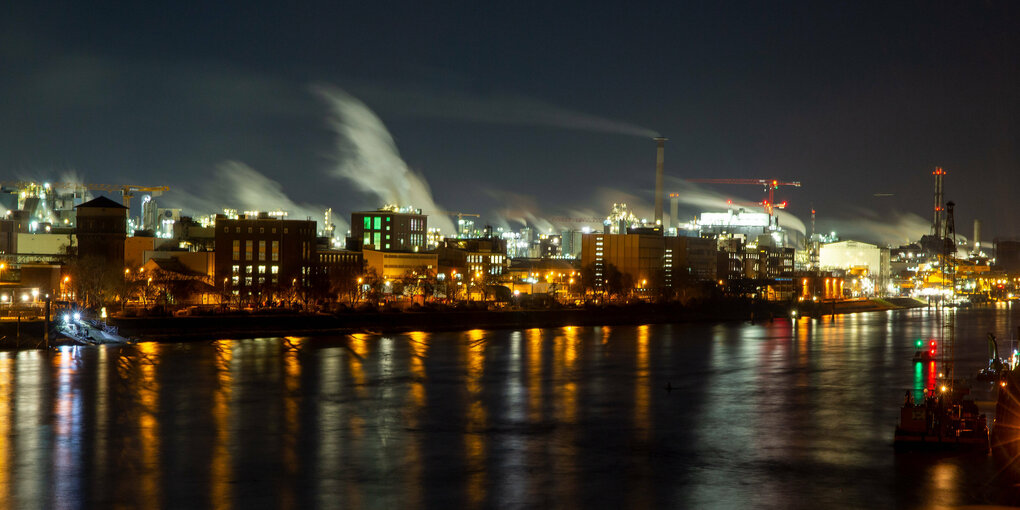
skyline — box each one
[3,1,1018,244]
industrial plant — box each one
[0,138,1011,321]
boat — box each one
[895,202,989,451]
[54,312,132,345]
[976,333,1008,382]
[894,385,990,450]
[912,339,937,362]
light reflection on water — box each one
[6,308,1020,507]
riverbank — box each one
[0,297,930,345]
[106,297,930,342]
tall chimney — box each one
[973,219,981,253]
[653,137,667,226]
[669,193,679,233]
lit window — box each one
[245,240,253,260]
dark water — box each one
[5,306,1020,509]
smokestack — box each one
[669,193,679,233]
[653,137,667,226]
[973,219,981,252]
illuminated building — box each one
[349,207,427,252]
[715,237,796,300]
[436,237,508,279]
[819,240,891,296]
[214,215,316,298]
[581,233,689,293]
[362,249,437,279]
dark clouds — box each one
[1,1,1019,243]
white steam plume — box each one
[664,178,807,234]
[485,190,555,234]
[359,87,660,138]
[313,85,456,235]
[165,161,343,232]
[818,209,931,246]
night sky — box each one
[3,1,1018,244]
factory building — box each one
[349,207,427,252]
[559,229,585,258]
[436,237,508,279]
[214,215,317,299]
[318,249,365,282]
[819,240,891,296]
[362,249,437,279]
[714,237,796,300]
[581,233,690,294]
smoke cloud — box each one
[485,190,555,234]
[313,85,456,235]
[818,209,931,247]
[663,178,808,234]
[166,161,341,231]
[356,86,660,138]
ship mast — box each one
[942,201,957,389]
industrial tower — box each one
[653,137,667,226]
[931,167,946,236]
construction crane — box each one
[686,178,801,216]
[437,211,481,222]
[0,181,169,209]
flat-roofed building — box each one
[350,208,427,252]
[362,249,437,279]
[214,216,316,298]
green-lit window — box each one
[363,217,371,229]
[373,217,381,230]
[373,232,381,247]
[363,232,371,245]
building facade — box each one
[75,196,128,273]
[436,237,508,279]
[362,249,437,279]
[350,209,428,252]
[214,216,316,299]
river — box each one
[3,305,1020,509]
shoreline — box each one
[110,297,928,342]
[0,297,930,345]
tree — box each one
[68,254,125,310]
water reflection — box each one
[5,308,1020,507]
